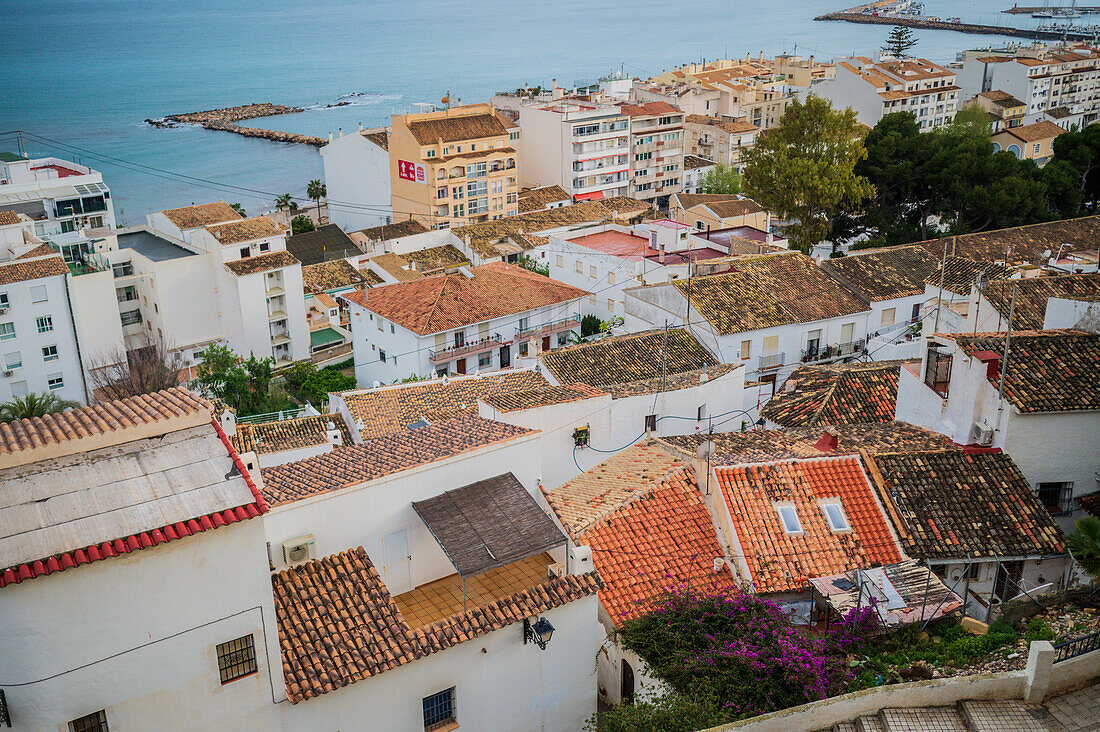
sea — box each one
[0,0,1052,223]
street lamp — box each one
[523,617,555,650]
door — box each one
[542,335,551,352]
[621,659,635,705]
[382,528,412,594]
[456,358,467,375]
[499,345,511,368]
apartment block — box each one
[0,152,116,236]
[683,114,759,169]
[388,104,519,230]
[518,100,631,201]
[810,56,959,130]
[620,102,685,203]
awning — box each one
[412,473,566,577]
[574,190,605,201]
[0,185,79,205]
[310,327,345,349]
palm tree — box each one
[228,202,246,216]
[274,193,297,212]
[306,179,327,223]
[0,392,80,421]
[1068,517,1100,579]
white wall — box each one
[320,132,392,232]
[0,519,284,731]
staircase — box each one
[822,699,1051,732]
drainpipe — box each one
[63,274,92,404]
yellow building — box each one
[991,120,1066,165]
[388,104,520,230]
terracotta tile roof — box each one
[230,413,351,455]
[0,387,211,462]
[399,244,470,276]
[670,252,869,335]
[1001,120,1067,143]
[1080,491,1100,518]
[224,249,299,276]
[600,196,654,216]
[272,546,602,702]
[406,110,511,145]
[605,364,738,398]
[761,361,909,428]
[206,216,283,245]
[620,101,682,117]
[480,383,606,412]
[541,328,720,391]
[359,268,384,287]
[715,456,903,594]
[979,90,1025,108]
[674,193,759,213]
[361,129,388,150]
[920,216,1100,265]
[15,243,56,259]
[342,262,587,335]
[942,330,1100,413]
[161,201,242,229]
[300,259,363,294]
[285,224,362,266]
[715,119,760,135]
[821,245,939,302]
[683,154,716,170]
[927,256,1010,296]
[0,254,69,286]
[339,370,550,439]
[259,415,533,506]
[313,292,338,308]
[981,273,1100,330]
[865,450,1066,559]
[357,219,428,241]
[0,211,21,226]
[1,415,266,588]
[518,185,571,212]
[658,421,957,463]
[366,252,426,282]
[451,201,614,259]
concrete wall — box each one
[320,132,392,232]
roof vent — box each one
[813,426,839,453]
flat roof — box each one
[118,230,196,261]
[644,245,730,265]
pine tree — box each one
[882,26,918,58]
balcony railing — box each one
[270,332,291,345]
[758,352,785,370]
[800,339,865,363]
[428,334,503,364]
[515,316,580,341]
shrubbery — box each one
[282,361,356,408]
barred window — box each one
[216,634,257,684]
[422,687,456,730]
[69,710,109,732]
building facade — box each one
[620,102,685,204]
[318,126,391,231]
[0,153,117,236]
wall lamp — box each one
[523,617,555,650]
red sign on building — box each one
[397,159,427,183]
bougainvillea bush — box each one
[594,586,880,731]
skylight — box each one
[821,502,851,533]
[776,505,802,534]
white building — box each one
[0,152,117,235]
[518,100,631,201]
[343,261,587,384]
[809,56,959,130]
[620,102,686,204]
[956,43,1100,125]
[318,126,392,231]
[624,251,872,389]
[682,155,717,194]
[0,389,285,730]
[895,330,1100,532]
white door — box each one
[382,528,412,594]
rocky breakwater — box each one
[146,103,327,147]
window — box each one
[47,373,64,390]
[379,349,386,362]
[575,260,583,274]
[259,241,270,253]
[840,322,855,344]
[775,505,803,534]
[36,316,53,333]
[30,285,47,303]
[422,687,456,730]
[0,292,7,309]
[608,272,616,285]
[216,634,257,684]
[0,323,14,341]
[4,351,21,369]
[479,351,491,368]
[556,254,563,267]
[239,247,250,259]
[589,265,597,279]
[644,413,657,432]
[69,710,109,732]
[1034,143,1041,154]
[697,403,707,421]
[518,317,529,332]
[924,343,952,397]
[120,310,142,326]
[911,302,921,323]
[820,501,851,532]
[557,331,568,347]
[42,345,58,361]
[740,340,751,359]
[426,149,437,158]
[519,341,529,356]
[880,308,896,328]
[1036,482,1074,515]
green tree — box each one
[742,95,875,254]
[699,163,742,195]
[516,253,549,277]
[192,344,284,417]
[882,26,918,58]
[580,314,602,337]
[274,193,298,212]
[291,214,315,235]
[281,361,355,408]
[307,179,327,223]
[229,202,246,216]
[0,392,80,421]
[1068,516,1100,579]
[1048,123,1100,216]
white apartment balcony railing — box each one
[270,332,291,345]
[515,316,580,341]
[268,309,288,322]
[428,334,504,364]
[266,285,285,297]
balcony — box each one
[515,316,579,341]
[269,309,288,322]
[265,284,285,297]
[270,331,291,345]
[800,339,865,364]
[758,352,785,370]
[428,334,504,364]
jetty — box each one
[146,103,326,147]
[1003,5,1100,13]
[818,2,1100,40]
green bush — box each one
[1025,618,1056,644]
[291,214,315,234]
[580,314,602,337]
[280,361,356,408]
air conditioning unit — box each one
[970,422,994,446]
[0,307,8,315]
[281,534,315,565]
[2,370,11,377]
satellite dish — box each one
[1042,249,1052,259]
[696,439,717,461]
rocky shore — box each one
[146,102,326,147]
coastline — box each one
[146,102,328,147]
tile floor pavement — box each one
[1038,681,1100,732]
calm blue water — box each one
[1,0,1035,222]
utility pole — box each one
[994,281,1017,436]
[933,236,950,334]
[660,321,668,395]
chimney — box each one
[813,426,839,453]
[358,122,364,132]
[326,420,344,447]
[659,240,665,264]
[328,131,334,142]
[338,128,343,137]
[219,407,237,435]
